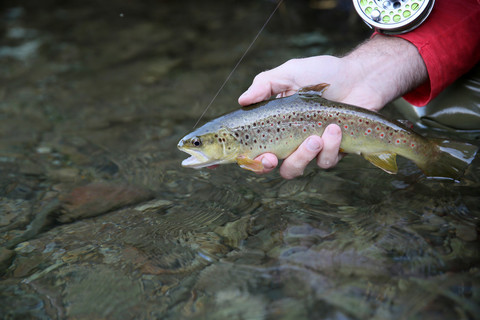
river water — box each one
[1,0,479,319]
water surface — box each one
[0,1,479,319]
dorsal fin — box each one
[298,83,330,96]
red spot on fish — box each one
[303,129,307,132]
[318,122,322,126]
[411,143,415,147]
[344,125,348,129]
[359,119,363,122]
[380,133,385,138]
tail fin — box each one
[418,139,478,180]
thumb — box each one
[238,84,272,106]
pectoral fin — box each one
[363,152,398,174]
[236,155,264,172]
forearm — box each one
[343,35,428,110]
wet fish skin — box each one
[178,84,478,180]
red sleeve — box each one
[380,0,480,106]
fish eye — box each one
[191,137,202,147]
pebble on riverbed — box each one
[58,182,153,223]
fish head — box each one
[178,127,240,169]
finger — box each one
[316,124,342,169]
[238,78,273,106]
[279,135,323,180]
[238,68,297,106]
[253,153,278,174]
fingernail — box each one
[325,124,341,137]
[261,157,274,169]
[306,137,321,152]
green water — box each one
[0,1,479,319]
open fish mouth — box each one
[179,148,224,169]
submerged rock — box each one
[58,182,153,223]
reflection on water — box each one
[0,0,479,319]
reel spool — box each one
[352,0,435,34]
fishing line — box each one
[193,0,284,129]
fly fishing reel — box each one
[352,0,435,34]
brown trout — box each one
[178,84,478,180]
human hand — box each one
[238,56,384,111]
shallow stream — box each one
[0,1,479,319]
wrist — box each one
[343,35,428,109]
